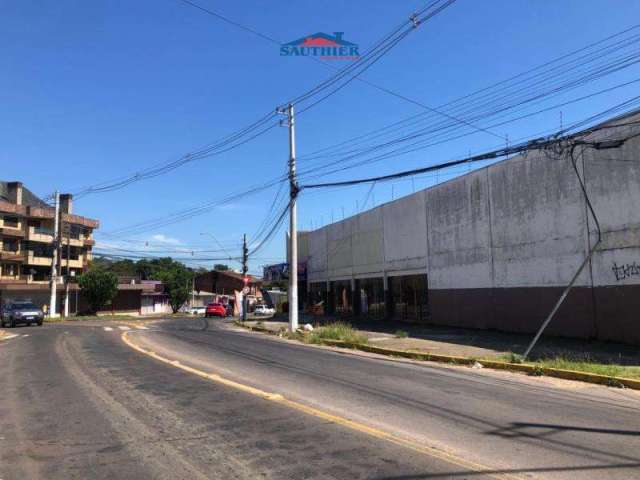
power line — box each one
[296,76,640,182]
[296,25,640,164]
[300,99,640,190]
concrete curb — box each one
[235,322,640,391]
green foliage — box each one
[306,322,368,345]
[151,260,193,313]
[78,268,118,314]
[394,329,408,338]
[214,264,229,271]
[500,352,524,364]
[530,365,545,377]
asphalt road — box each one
[1,318,639,479]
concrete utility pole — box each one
[49,191,60,317]
[63,222,71,317]
[286,103,298,332]
[242,233,248,322]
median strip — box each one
[236,322,640,391]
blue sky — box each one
[2,0,640,274]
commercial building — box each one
[0,181,98,310]
[194,269,263,315]
[305,109,640,345]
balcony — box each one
[60,257,83,269]
[0,274,48,285]
[62,236,83,247]
[83,237,96,247]
[0,226,25,237]
[0,250,24,262]
[27,226,54,243]
[0,276,25,285]
[26,252,53,267]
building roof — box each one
[0,181,49,208]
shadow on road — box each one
[488,422,640,438]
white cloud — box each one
[150,234,182,245]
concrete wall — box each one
[305,109,640,344]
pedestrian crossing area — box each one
[103,325,150,332]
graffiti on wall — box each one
[612,261,640,281]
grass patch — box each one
[306,322,368,345]
[394,329,408,339]
[491,352,640,380]
[536,357,640,379]
[497,352,524,364]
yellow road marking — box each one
[121,331,522,480]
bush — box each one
[306,322,368,345]
[394,329,408,338]
[78,268,118,314]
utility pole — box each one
[63,221,71,317]
[49,191,60,318]
[242,233,248,322]
[286,103,299,332]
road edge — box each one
[235,322,640,391]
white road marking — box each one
[104,327,113,331]
[135,325,149,330]
[2,334,19,340]
[118,326,130,331]
[21,334,30,338]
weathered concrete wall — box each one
[307,226,328,283]
[583,117,640,343]
[426,169,494,329]
[352,206,385,277]
[304,110,640,344]
[383,191,428,274]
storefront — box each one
[308,282,328,314]
[356,277,385,319]
[330,279,352,316]
[388,274,429,323]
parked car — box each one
[1,302,44,327]
[205,303,226,317]
[254,304,275,316]
[189,306,206,315]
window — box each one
[1,263,18,277]
[73,225,83,239]
[26,241,53,258]
[3,215,19,228]
[2,239,19,252]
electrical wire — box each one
[300,99,640,190]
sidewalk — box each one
[248,313,640,368]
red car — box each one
[205,302,226,317]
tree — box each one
[78,268,118,314]
[153,262,193,313]
[214,264,229,271]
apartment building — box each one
[0,181,98,307]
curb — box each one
[235,322,640,391]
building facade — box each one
[305,110,640,345]
[0,181,98,309]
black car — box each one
[1,302,44,328]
